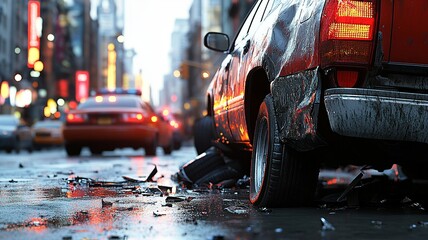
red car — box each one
[198,0,428,207]
[63,94,174,156]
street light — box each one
[201,71,210,79]
[14,74,23,82]
[176,60,212,80]
[117,34,125,43]
[173,69,181,78]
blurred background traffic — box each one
[0,0,255,148]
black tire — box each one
[15,138,21,154]
[89,146,103,155]
[65,144,82,156]
[194,163,242,185]
[179,146,225,183]
[173,132,182,150]
[249,94,319,207]
[163,139,173,155]
[27,145,33,153]
[193,116,216,155]
[145,138,158,156]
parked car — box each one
[169,116,183,150]
[0,114,33,153]
[63,94,174,156]
[197,0,428,207]
[162,112,184,150]
[32,119,64,149]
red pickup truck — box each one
[197,0,428,207]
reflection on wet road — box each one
[1,146,428,239]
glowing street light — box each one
[34,60,44,72]
[117,34,125,43]
[14,74,23,82]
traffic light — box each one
[179,63,189,80]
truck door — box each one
[380,0,428,65]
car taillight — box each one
[170,120,179,129]
[122,113,144,123]
[337,70,359,87]
[151,116,158,123]
[320,0,378,67]
[66,113,87,123]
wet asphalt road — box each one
[1,144,428,240]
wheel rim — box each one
[254,116,268,194]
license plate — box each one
[97,117,112,125]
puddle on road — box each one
[2,159,428,239]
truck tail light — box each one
[320,0,378,67]
[337,70,359,87]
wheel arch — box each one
[206,93,214,117]
[245,67,270,144]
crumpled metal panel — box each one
[207,0,326,148]
[271,67,325,151]
[259,0,323,80]
[256,0,326,150]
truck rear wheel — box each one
[249,94,319,207]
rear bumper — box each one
[63,125,157,145]
[33,137,64,145]
[324,88,428,144]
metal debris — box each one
[122,164,158,182]
[225,206,249,214]
[165,195,193,203]
[102,199,113,207]
[257,207,272,213]
[153,210,166,217]
[371,220,382,229]
[336,165,370,202]
[320,217,335,231]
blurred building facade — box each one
[0,0,28,115]
[96,0,124,91]
[0,0,254,131]
[0,0,131,124]
[162,0,255,138]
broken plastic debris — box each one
[336,165,370,202]
[225,206,249,214]
[122,164,158,182]
[418,221,428,226]
[320,217,335,231]
[102,199,113,207]
[371,220,382,229]
[165,196,187,203]
[122,175,148,182]
[257,207,272,213]
[153,210,166,217]
[382,164,408,182]
[236,175,250,188]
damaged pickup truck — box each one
[196,0,428,207]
